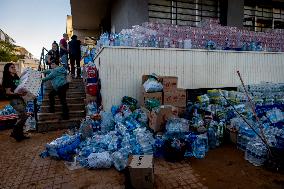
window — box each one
[149,0,220,26]
[244,0,284,31]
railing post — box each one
[33,98,38,131]
[34,47,48,131]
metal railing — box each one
[34,47,48,131]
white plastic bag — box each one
[143,78,163,92]
[24,116,36,132]
[87,151,112,168]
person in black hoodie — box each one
[68,35,81,78]
[2,63,30,141]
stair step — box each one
[37,118,82,132]
[70,78,83,81]
[44,87,85,93]
[43,84,84,91]
[44,92,86,98]
[40,103,85,112]
[41,97,85,106]
[37,110,85,121]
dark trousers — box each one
[70,55,81,77]
[48,83,69,118]
[10,98,28,137]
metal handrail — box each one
[34,47,48,131]
[38,47,48,71]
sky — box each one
[0,0,71,59]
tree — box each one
[0,41,19,62]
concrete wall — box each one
[66,15,73,39]
[73,29,100,39]
[227,0,244,28]
[111,0,148,32]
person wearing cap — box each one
[68,35,81,78]
[59,34,69,70]
[42,62,69,120]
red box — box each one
[86,84,98,96]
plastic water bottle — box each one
[207,127,217,149]
[111,151,128,171]
[193,134,208,159]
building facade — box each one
[70,0,284,38]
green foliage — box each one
[0,41,19,62]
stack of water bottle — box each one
[238,82,284,103]
[163,117,210,159]
[245,127,284,166]
[97,19,284,52]
[42,134,81,161]
[192,134,209,159]
[197,81,284,165]
[0,105,16,116]
[207,121,225,149]
[41,98,156,171]
[165,117,189,135]
[0,105,17,128]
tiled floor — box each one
[0,129,283,189]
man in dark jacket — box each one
[68,35,81,78]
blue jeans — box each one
[61,54,68,70]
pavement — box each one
[0,129,283,189]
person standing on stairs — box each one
[2,63,30,141]
[59,34,69,71]
[68,35,81,78]
[47,41,60,68]
[41,62,70,120]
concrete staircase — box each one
[37,78,86,132]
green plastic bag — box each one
[122,96,138,111]
[145,98,161,111]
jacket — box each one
[42,66,68,91]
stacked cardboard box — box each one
[140,75,163,105]
[161,76,186,116]
[141,75,187,132]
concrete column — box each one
[227,0,244,28]
[111,0,148,32]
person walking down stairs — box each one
[42,62,70,120]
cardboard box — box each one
[164,88,187,107]
[141,88,163,106]
[128,155,154,189]
[161,76,178,92]
[143,105,178,132]
[85,94,97,104]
